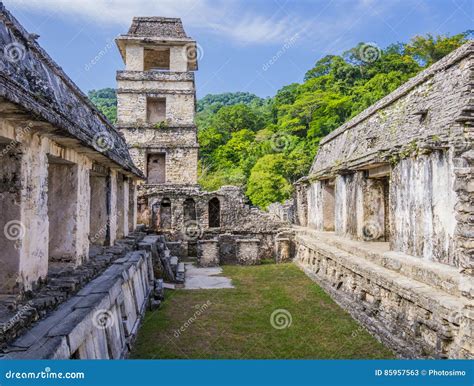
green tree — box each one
[405,31,471,66]
[88,88,117,123]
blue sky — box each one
[4,0,473,98]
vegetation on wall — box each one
[89,32,471,209]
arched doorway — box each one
[208,197,220,228]
[160,198,172,229]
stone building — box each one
[276,42,474,358]
[115,18,284,265]
[0,5,157,359]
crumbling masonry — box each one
[0,5,158,359]
[270,42,474,358]
[115,17,285,267]
[0,4,472,360]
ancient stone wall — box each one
[2,247,154,359]
[302,42,473,271]
[285,41,474,359]
[138,185,285,262]
[293,228,473,358]
[0,5,143,296]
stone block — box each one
[236,239,260,265]
[198,239,219,267]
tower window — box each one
[147,153,166,184]
[147,97,166,124]
[144,48,170,71]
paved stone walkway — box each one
[183,263,234,290]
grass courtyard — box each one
[131,263,394,359]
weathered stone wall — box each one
[2,249,154,359]
[302,42,474,271]
[0,121,141,293]
[138,185,285,262]
[293,228,473,358]
[117,92,195,126]
[283,42,474,359]
[391,151,457,265]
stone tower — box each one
[116,17,199,186]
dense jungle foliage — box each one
[90,32,471,208]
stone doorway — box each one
[160,198,172,229]
[208,197,220,228]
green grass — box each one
[131,264,394,359]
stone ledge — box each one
[294,232,473,358]
[116,71,194,81]
[294,227,473,299]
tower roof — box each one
[116,16,198,70]
[126,17,191,40]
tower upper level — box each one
[116,17,198,72]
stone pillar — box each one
[128,180,137,232]
[116,173,125,239]
[108,169,118,246]
[0,132,50,293]
[0,145,22,293]
[236,239,260,265]
[125,44,144,71]
[123,177,129,237]
[275,237,292,263]
[361,176,389,241]
[198,239,219,267]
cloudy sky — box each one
[4,0,473,98]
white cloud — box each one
[4,0,302,44]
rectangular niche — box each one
[147,153,166,184]
[147,97,166,124]
[144,48,170,71]
[322,179,335,231]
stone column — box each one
[236,239,260,265]
[123,177,129,237]
[0,131,49,293]
[108,169,118,246]
[198,239,219,267]
[275,237,292,263]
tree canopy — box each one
[89,32,471,209]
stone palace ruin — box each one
[0,4,472,359]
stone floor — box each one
[183,263,234,290]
